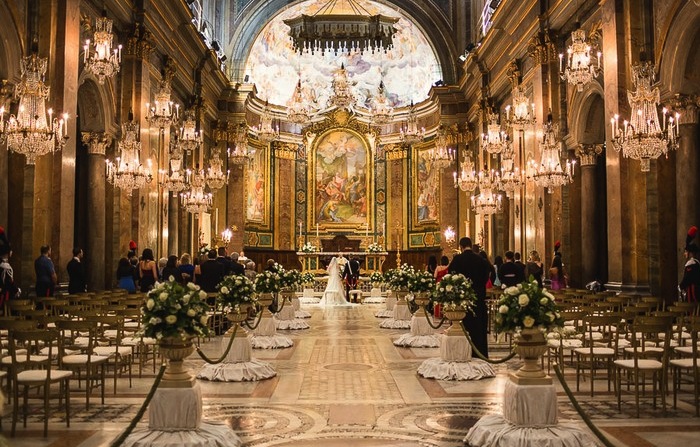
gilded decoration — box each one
[412,143,440,227]
[274,141,299,160]
[527,29,557,65]
[245,141,270,227]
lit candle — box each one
[465,220,468,236]
[365,223,369,239]
[316,223,319,240]
[558,53,563,72]
[299,221,302,235]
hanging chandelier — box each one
[228,122,250,164]
[428,126,455,170]
[177,109,201,154]
[82,12,122,84]
[106,112,153,195]
[181,170,212,214]
[370,81,393,125]
[453,155,479,192]
[400,103,425,145]
[252,101,280,144]
[471,169,502,215]
[146,78,179,130]
[528,116,575,193]
[283,0,399,56]
[482,109,508,158]
[498,144,523,198]
[610,62,679,172]
[2,55,68,165]
[287,78,314,124]
[559,26,601,92]
[205,149,229,190]
[505,86,536,131]
[159,141,186,192]
[328,64,355,110]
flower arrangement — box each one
[216,274,257,312]
[300,271,316,285]
[300,242,317,253]
[198,243,210,258]
[254,270,282,294]
[385,264,415,291]
[366,242,383,253]
[407,270,435,294]
[369,271,384,285]
[141,279,210,341]
[280,268,303,290]
[494,278,564,333]
[430,273,477,312]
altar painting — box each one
[413,146,440,225]
[246,144,269,225]
[314,130,369,225]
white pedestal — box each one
[375,295,396,318]
[275,304,309,329]
[364,288,385,304]
[197,336,276,382]
[249,317,294,349]
[393,316,442,347]
[299,288,320,304]
[291,297,311,318]
[465,378,596,447]
[380,300,412,329]
[417,334,495,380]
[122,383,241,447]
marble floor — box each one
[3,303,700,446]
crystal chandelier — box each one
[559,26,601,92]
[453,155,479,192]
[159,142,186,192]
[428,126,455,170]
[2,55,68,165]
[146,78,179,130]
[287,78,314,124]
[252,101,279,144]
[482,109,508,158]
[610,62,679,172]
[106,113,153,195]
[498,144,523,198]
[181,170,212,214]
[528,116,575,193]
[328,64,355,110]
[471,169,502,215]
[370,81,393,125]
[205,149,229,190]
[228,122,250,164]
[283,0,399,56]
[400,103,425,145]
[82,12,122,84]
[505,86,536,131]
[443,226,456,244]
[177,109,201,154]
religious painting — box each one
[413,146,440,225]
[245,143,269,226]
[313,130,370,226]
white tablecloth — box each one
[503,380,558,426]
[149,385,202,430]
[392,301,412,320]
[196,336,276,381]
[417,357,495,380]
[441,334,472,361]
[276,304,295,321]
[393,317,442,347]
[375,295,396,317]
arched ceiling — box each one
[230,0,453,109]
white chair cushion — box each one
[17,369,73,382]
[669,358,700,369]
[94,346,132,357]
[62,354,109,365]
[614,359,663,370]
[574,347,615,356]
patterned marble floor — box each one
[3,303,700,446]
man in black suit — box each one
[499,251,522,287]
[199,249,225,293]
[343,257,361,302]
[448,237,492,357]
[514,252,527,282]
[229,252,245,276]
[67,247,87,294]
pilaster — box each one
[576,144,603,284]
[82,132,110,290]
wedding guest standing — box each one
[67,247,87,293]
[35,245,57,297]
[526,250,544,288]
[116,257,137,293]
[178,253,195,284]
[139,248,158,292]
[162,255,183,283]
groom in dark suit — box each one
[343,258,360,302]
[448,237,492,357]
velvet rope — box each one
[460,323,518,364]
[195,324,240,365]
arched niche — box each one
[76,75,118,135]
[659,3,700,95]
[567,81,606,147]
[0,0,23,83]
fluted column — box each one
[671,94,700,279]
[576,144,603,284]
[83,132,110,290]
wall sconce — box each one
[444,226,456,245]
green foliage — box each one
[430,273,477,312]
[494,277,565,333]
[141,279,210,341]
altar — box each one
[296,251,387,274]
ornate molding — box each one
[125,23,154,59]
[575,144,604,166]
[273,141,299,160]
[528,29,557,65]
[82,132,111,156]
[669,94,699,125]
[383,143,407,160]
[507,60,521,89]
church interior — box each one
[1,0,700,446]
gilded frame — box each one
[412,142,440,228]
[244,140,271,229]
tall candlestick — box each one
[215,208,219,236]
[365,223,369,239]
[299,221,302,235]
[465,220,468,237]
[316,223,319,240]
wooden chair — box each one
[8,329,72,437]
[670,316,700,415]
[88,314,132,393]
[573,314,622,396]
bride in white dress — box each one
[319,257,349,306]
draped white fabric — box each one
[197,336,276,382]
[375,295,396,317]
[503,380,558,426]
[393,316,442,347]
[149,385,203,430]
[291,297,311,318]
[441,334,472,361]
[299,288,320,304]
[417,357,495,380]
[364,287,385,304]
[123,421,241,447]
[465,415,595,447]
[249,318,294,349]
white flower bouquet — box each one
[217,274,257,311]
[141,278,210,341]
[430,273,477,312]
[280,268,303,290]
[300,271,316,285]
[495,278,564,333]
[300,242,317,253]
[366,242,383,253]
[369,271,384,285]
[385,264,415,291]
[407,270,435,294]
[254,270,282,294]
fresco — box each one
[244,0,442,110]
[314,130,368,224]
[246,145,268,224]
[415,148,439,224]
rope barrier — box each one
[422,306,447,329]
[109,363,167,447]
[242,308,264,330]
[552,363,616,447]
[195,324,240,364]
[460,323,518,364]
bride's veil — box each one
[327,257,339,276]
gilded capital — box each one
[528,29,557,65]
[125,23,154,60]
[669,94,699,125]
[81,132,111,156]
[507,61,521,88]
[575,144,603,166]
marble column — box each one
[671,94,700,279]
[83,132,110,291]
[21,165,35,292]
[576,144,603,284]
[168,192,179,256]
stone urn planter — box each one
[159,336,196,388]
[443,305,467,336]
[512,327,550,384]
